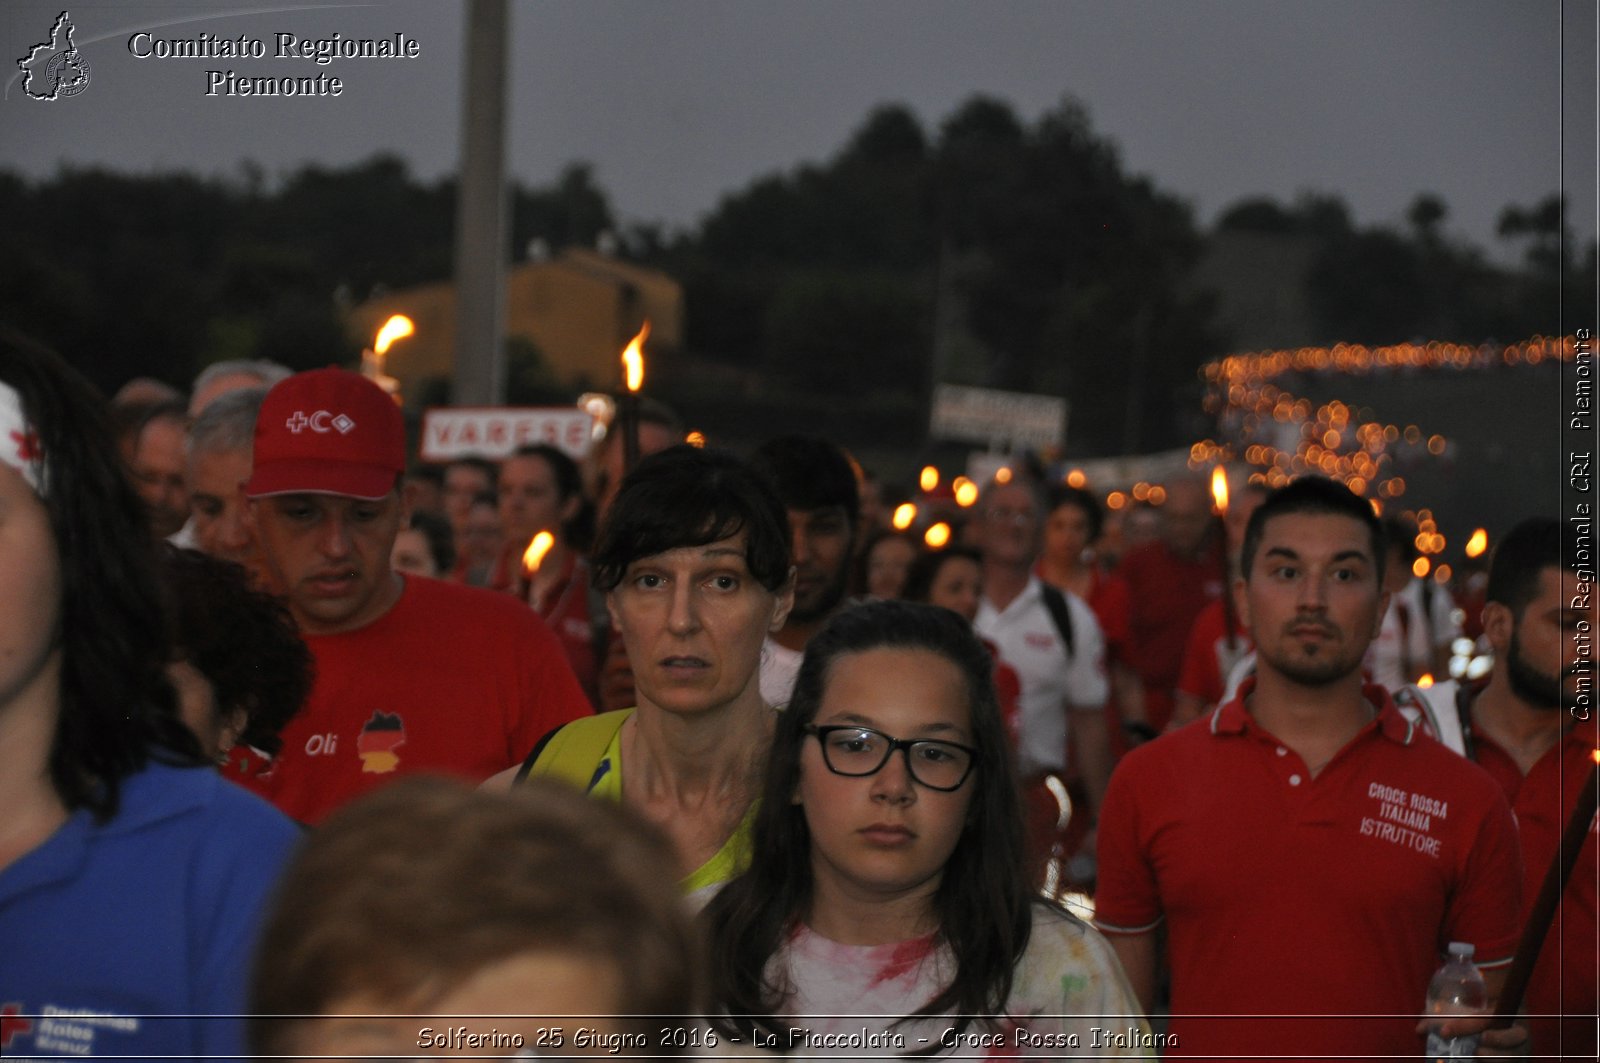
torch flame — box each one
[953,478,979,508]
[892,503,917,531]
[1417,674,1435,689]
[1591,747,1600,765]
[1465,528,1488,559]
[920,466,940,493]
[1210,466,1229,514]
[621,322,649,393]
[374,315,414,357]
[522,531,555,574]
[924,522,952,549]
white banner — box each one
[420,407,596,462]
[930,384,1067,451]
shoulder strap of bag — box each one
[522,709,631,790]
[1039,583,1076,655]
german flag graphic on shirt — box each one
[357,710,405,774]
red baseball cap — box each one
[246,368,405,500]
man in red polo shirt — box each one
[231,369,590,824]
[1437,518,1595,1058]
[1096,476,1524,1060]
[1114,475,1225,735]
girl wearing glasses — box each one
[703,601,1149,1056]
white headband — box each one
[0,381,46,496]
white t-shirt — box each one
[759,637,804,710]
[734,907,1152,1060]
[1365,579,1460,692]
[976,578,1107,775]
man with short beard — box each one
[1398,518,1596,1058]
[749,435,859,708]
[1096,477,1525,1060]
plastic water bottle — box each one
[1423,941,1488,1061]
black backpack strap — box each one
[1456,681,1478,763]
[1039,583,1075,655]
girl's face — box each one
[926,556,981,623]
[865,536,916,600]
[796,647,975,923]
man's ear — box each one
[770,568,797,633]
[1481,601,1514,654]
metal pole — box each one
[451,0,510,406]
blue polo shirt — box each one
[0,759,299,1060]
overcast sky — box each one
[3,0,1595,266]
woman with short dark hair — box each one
[508,445,794,901]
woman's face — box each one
[927,556,982,624]
[865,536,917,600]
[796,647,975,916]
[390,528,439,579]
[608,532,792,717]
[0,461,62,715]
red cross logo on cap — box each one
[1,1003,34,1049]
[9,429,40,461]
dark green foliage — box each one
[0,155,615,394]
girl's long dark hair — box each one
[702,600,1031,1049]
[2,329,202,820]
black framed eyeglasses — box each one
[804,725,978,792]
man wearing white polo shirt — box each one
[974,476,1109,887]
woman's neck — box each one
[1037,553,1091,597]
[626,694,771,806]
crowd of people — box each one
[1,333,1593,1061]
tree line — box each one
[1,94,1588,457]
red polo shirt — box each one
[1175,597,1252,709]
[1115,540,1225,730]
[1097,679,1522,1061]
[1471,713,1598,1060]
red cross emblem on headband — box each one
[1,1003,34,1049]
[9,429,40,462]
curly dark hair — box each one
[1,327,202,819]
[159,546,313,756]
[702,600,1033,1050]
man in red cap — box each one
[230,368,591,824]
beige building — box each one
[346,247,683,397]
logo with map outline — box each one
[357,710,406,774]
[17,11,91,101]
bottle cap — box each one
[1447,941,1475,959]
